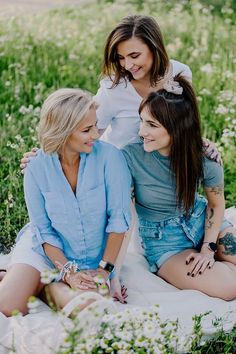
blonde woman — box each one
[0,89,131,316]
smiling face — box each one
[65,107,99,155]
[117,36,153,82]
[139,106,171,156]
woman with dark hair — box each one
[122,76,236,300]
[96,15,192,148]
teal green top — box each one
[122,142,223,222]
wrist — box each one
[98,259,115,279]
[56,260,79,283]
[201,241,217,254]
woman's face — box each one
[65,107,99,154]
[139,107,171,156]
[117,36,153,82]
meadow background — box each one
[0,0,235,253]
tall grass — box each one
[0,0,235,252]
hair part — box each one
[103,15,169,87]
[139,75,203,214]
[38,88,96,154]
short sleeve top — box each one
[122,142,223,222]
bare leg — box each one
[45,282,98,315]
[0,264,44,316]
[216,227,236,264]
[158,249,236,301]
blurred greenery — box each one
[0,0,235,252]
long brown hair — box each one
[139,75,203,214]
[103,15,169,87]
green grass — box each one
[0,0,235,252]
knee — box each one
[0,292,27,317]
[220,284,236,301]
[0,305,28,317]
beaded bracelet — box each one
[55,260,79,282]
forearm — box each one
[43,243,68,268]
[203,203,225,243]
[102,232,125,264]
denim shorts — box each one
[138,196,233,273]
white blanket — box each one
[0,207,236,353]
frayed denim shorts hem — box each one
[138,196,233,273]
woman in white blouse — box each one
[95,15,192,148]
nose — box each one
[91,126,99,139]
[124,57,133,71]
[138,121,146,137]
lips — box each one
[86,141,95,147]
[143,138,154,144]
[130,67,141,75]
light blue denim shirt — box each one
[21,141,131,270]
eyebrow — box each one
[118,51,141,57]
[146,120,159,125]
[82,120,98,130]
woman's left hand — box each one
[185,251,215,277]
[110,277,127,304]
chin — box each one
[143,144,154,153]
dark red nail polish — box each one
[187,272,190,276]
[191,274,194,277]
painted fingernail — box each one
[186,261,188,265]
[191,274,194,277]
[199,271,202,275]
[124,301,127,304]
[208,266,211,269]
[187,272,190,276]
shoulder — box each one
[202,157,224,186]
[122,141,144,161]
[27,149,50,170]
[170,59,192,80]
[203,156,223,173]
[93,140,123,158]
[25,149,53,182]
[97,76,128,92]
[122,141,143,153]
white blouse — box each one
[94,59,192,148]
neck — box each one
[59,149,80,167]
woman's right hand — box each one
[20,148,38,171]
[65,270,97,290]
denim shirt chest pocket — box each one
[43,192,68,225]
[79,184,106,216]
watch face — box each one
[209,242,217,252]
[105,262,114,273]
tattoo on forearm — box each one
[219,233,236,255]
[205,207,214,229]
[208,184,224,196]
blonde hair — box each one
[38,88,96,153]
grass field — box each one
[0,0,235,352]
[0,0,235,252]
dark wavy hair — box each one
[139,75,203,214]
[102,15,169,87]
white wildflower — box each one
[200,63,214,73]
